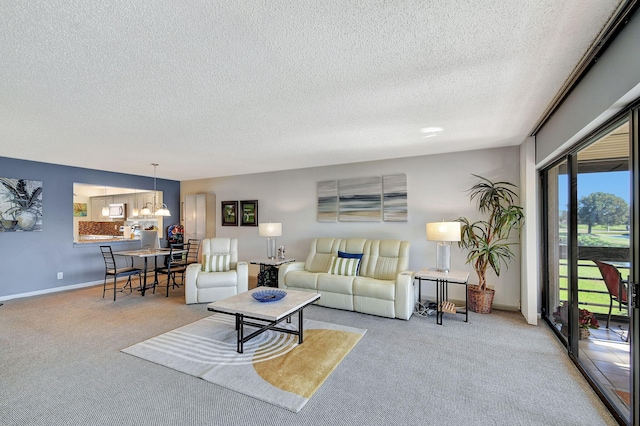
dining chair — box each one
[593,260,629,337]
[185,239,201,265]
[156,243,188,297]
[100,245,142,301]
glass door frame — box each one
[541,109,638,425]
[630,107,639,425]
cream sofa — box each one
[185,238,248,304]
[278,238,415,320]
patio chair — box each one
[593,260,629,340]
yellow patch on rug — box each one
[253,329,362,398]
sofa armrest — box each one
[185,263,202,304]
[237,261,249,294]
[394,270,415,320]
[278,261,306,288]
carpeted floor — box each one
[1,284,617,425]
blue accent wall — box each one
[0,156,180,299]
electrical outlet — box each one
[57,272,63,280]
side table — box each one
[414,268,470,325]
[249,259,295,287]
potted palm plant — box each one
[457,175,524,313]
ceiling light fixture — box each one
[140,163,171,217]
[101,186,110,217]
[132,188,139,217]
[421,127,443,134]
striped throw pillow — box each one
[328,256,360,276]
[202,254,230,272]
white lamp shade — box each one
[426,222,461,242]
[154,204,171,216]
[259,222,282,237]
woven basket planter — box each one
[467,285,495,314]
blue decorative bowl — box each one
[252,289,287,303]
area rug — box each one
[122,314,366,412]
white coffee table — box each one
[207,288,321,353]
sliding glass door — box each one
[577,120,631,422]
[543,115,638,425]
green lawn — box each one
[558,260,627,317]
[553,222,629,319]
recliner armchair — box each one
[185,238,248,304]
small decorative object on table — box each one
[252,289,287,303]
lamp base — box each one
[435,242,450,273]
[266,237,277,260]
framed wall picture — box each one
[1,177,43,232]
[73,203,88,217]
[240,200,258,226]
[221,201,238,226]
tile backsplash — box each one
[79,221,124,236]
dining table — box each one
[113,248,186,296]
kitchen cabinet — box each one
[112,194,128,204]
[184,193,215,241]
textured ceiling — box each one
[0,1,623,181]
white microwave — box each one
[108,203,126,218]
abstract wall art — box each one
[383,174,408,222]
[317,180,338,222]
[317,174,407,223]
[73,203,87,217]
[338,176,382,222]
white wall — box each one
[520,137,539,325]
[182,146,522,310]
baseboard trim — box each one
[0,280,102,302]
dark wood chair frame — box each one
[593,259,629,341]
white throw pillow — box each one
[328,256,360,276]
[202,253,230,272]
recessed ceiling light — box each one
[421,127,443,134]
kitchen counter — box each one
[75,235,141,244]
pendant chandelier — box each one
[140,163,171,216]
[101,185,109,216]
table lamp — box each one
[259,222,282,259]
[426,221,461,273]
